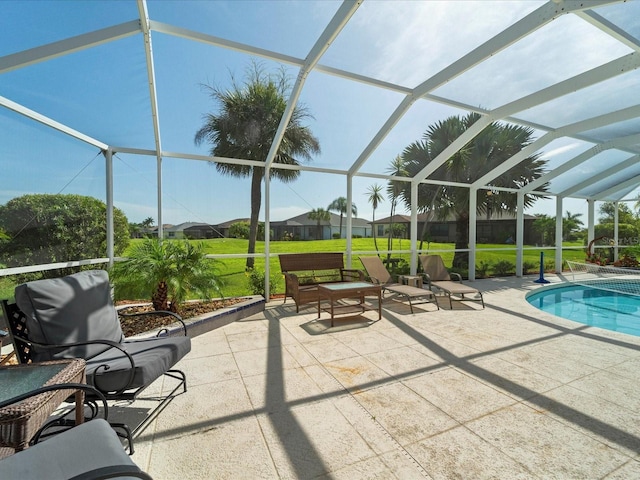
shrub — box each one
[476,260,492,278]
[229,221,250,239]
[522,261,538,275]
[246,268,281,297]
[0,193,129,277]
[492,260,515,276]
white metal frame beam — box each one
[0,95,107,149]
[350,0,620,180]
[522,131,640,194]
[472,104,640,189]
[264,0,361,170]
[0,21,141,74]
[594,173,640,200]
[137,0,165,239]
[559,154,640,198]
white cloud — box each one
[542,142,583,159]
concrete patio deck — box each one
[122,275,640,479]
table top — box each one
[318,282,379,292]
[0,360,85,404]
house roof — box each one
[165,222,211,231]
[276,211,371,228]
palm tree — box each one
[141,217,155,228]
[366,184,384,254]
[194,62,320,269]
[397,113,547,269]
[327,196,357,239]
[563,210,583,240]
[307,208,330,240]
[386,156,406,261]
[109,238,223,313]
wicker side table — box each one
[0,359,86,454]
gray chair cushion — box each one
[0,419,147,480]
[87,336,192,393]
[15,270,124,362]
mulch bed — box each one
[0,298,249,363]
[117,298,245,337]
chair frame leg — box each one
[130,369,187,438]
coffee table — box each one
[317,282,382,327]
[0,359,86,453]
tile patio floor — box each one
[120,275,640,479]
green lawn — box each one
[0,239,587,301]
[121,238,587,297]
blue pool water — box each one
[527,283,640,337]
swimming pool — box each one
[527,282,640,337]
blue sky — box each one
[1,1,640,227]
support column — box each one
[468,188,477,281]
[104,149,114,267]
[264,169,271,300]
[157,156,163,240]
[614,202,619,262]
[555,196,563,273]
[587,199,595,246]
[410,183,418,275]
[346,175,353,268]
[516,192,524,277]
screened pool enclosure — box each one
[1,0,640,297]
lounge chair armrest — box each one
[340,268,364,281]
[450,272,463,282]
[283,272,301,294]
[420,273,433,288]
[11,335,137,395]
[365,274,382,285]
[118,308,188,336]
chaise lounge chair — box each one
[358,256,438,313]
[419,255,484,309]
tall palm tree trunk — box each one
[387,199,396,262]
[372,210,379,256]
[246,168,263,270]
[418,186,442,251]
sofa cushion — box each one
[15,270,124,362]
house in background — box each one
[271,212,371,240]
[372,212,537,244]
[164,222,223,239]
[216,218,250,238]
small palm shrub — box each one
[109,239,223,313]
[476,260,492,278]
[492,260,515,276]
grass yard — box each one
[128,238,587,298]
[0,239,588,301]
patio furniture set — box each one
[0,269,192,479]
[280,253,484,325]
